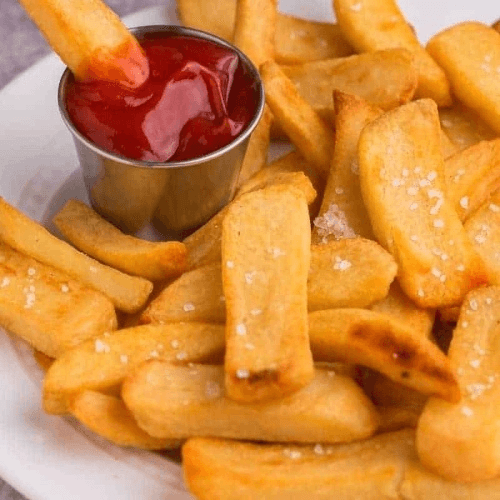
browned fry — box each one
[0,241,117,359]
[358,99,488,308]
[222,185,313,403]
[464,189,500,285]
[18,0,149,87]
[417,286,500,482]
[183,162,317,271]
[444,139,500,222]
[70,391,180,450]
[53,199,187,281]
[274,13,354,64]
[308,239,396,311]
[233,0,276,67]
[333,0,451,106]
[260,60,334,178]
[33,350,54,372]
[312,91,382,243]
[427,22,500,134]
[282,49,418,125]
[0,198,152,313]
[439,102,497,153]
[309,308,460,402]
[236,105,273,188]
[122,363,379,443]
[140,263,226,325]
[43,322,225,414]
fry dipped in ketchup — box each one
[18,0,149,88]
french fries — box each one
[427,22,500,134]
[122,362,379,443]
[53,199,187,281]
[358,99,487,308]
[417,286,500,482]
[222,185,313,403]
[0,241,116,358]
[0,198,152,313]
[18,0,148,87]
[333,0,451,106]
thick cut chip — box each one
[70,391,179,450]
[465,190,500,285]
[358,99,487,308]
[18,0,148,87]
[236,105,273,189]
[177,0,353,63]
[309,308,459,402]
[53,199,187,281]
[184,165,317,271]
[308,239,396,311]
[260,60,334,178]
[444,139,500,222]
[43,322,224,414]
[370,282,435,340]
[427,22,500,134]
[140,263,226,325]
[333,0,451,106]
[122,363,378,443]
[222,185,313,403]
[312,91,382,243]
[232,0,276,67]
[439,102,497,153]
[0,241,116,359]
[274,12,353,64]
[0,198,152,313]
[282,49,417,125]
[417,286,500,482]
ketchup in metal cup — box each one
[64,32,260,162]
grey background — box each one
[0,1,168,498]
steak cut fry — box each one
[122,363,379,443]
[0,198,152,313]
[18,0,148,87]
[222,185,313,403]
[358,99,487,308]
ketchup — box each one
[65,33,260,162]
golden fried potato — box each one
[177,0,354,63]
[233,0,276,67]
[308,239,396,311]
[444,139,500,222]
[140,263,226,325]
[282,49,418,124]
[309,308,459,402]
[417,286,500,482]
[358,99,487,308]
[312,91,382,243]
[18,0,148,87]
[222,185,313,403]
[0,241,116,359]
[274,12,353,64]
[333,0,451,106]
[53,199,187,281]
[260,60,334,178]
[184,163,317,271]
[70,391,179,450]
[0,198,152,313]
[43,322,225,414]
[427,22,500,133]
[122,363,378,443]
[439,102,497,153]
[464,189,500,285]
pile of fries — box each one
[6,0,500,498]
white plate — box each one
[0,1,497,499]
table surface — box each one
[0,1,167,499]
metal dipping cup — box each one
[58,25,265,236]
